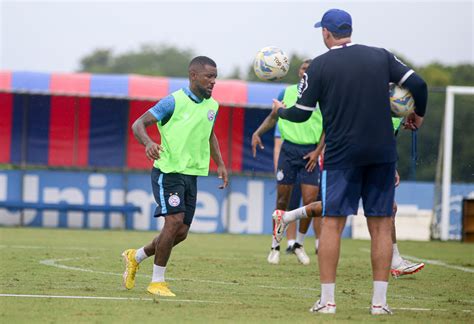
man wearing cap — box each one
[271,8,428,315]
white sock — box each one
[135,247,149,264]
[372,281,388,306]
[283,206,308,223]
[271,236,280,249]
[287,239,295,248]
[315,239,319,250]
[320,283,335,304]
[152,264,166,283]
[391,243,403,268]
[296,231,306,245]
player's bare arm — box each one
[131,111,163,161]
[251,110,281,157]
[210,130,228,189]
[304,132,325,172]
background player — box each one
[252,59,324,265]
[123,56,228,297]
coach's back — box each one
[297,44,413,169]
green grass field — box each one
[0,227,473,323]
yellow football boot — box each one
[147,282,176,297]
[121,249,139,290]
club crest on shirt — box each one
[297,73,309,98]
[168,193,180,207]
[207,110,216,121]
[276,169,284,181]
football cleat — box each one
[147,282,176,297]
[267,246,280,265]
[285,244,295,255]
[272,209,288,243]
[309,300,336,314]
[371,304,392,315]
[122,249,139,290]
[391,259,425,278]
[293,243,310,265]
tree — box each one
[79,44,194,77]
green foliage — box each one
[1,227,474,323]
[79,44,194,77]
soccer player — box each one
[272,9,427,315]
[123,56,228,297]
[252,60,324,265]
[274,118,425,278]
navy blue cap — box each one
[314,9,352,33]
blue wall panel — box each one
[26,95,51,164]
[242,108,275,173]
[88,98,128,167]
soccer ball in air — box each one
[389,83,415,117]
[253,46,290,81]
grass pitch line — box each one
[0,293,229,304]
[359,248,474,274]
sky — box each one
[1,0,473,77]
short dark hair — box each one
[303,59,312,65]
[188,56,216,71]
[330,30,352,39]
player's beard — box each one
[197,85,212,99]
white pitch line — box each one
[40,257,239,285]
[359,248,474,274]
[1,294,470,313]
[0,293,228,304]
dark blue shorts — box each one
[276,141,319,186]
[321,163,396,217]
[151,168,197,226]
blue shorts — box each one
[321,163,396,217]
[151,168,197,226]
[276,141,319,186]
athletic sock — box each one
[271,236,280,249]
[135,247,149,264]
[152,264,166,283]
[283,206,308,223]
[391,243,403,268]
[296,231,306,245]
[315,239,319,250]
[372,281,388,306]
[287,239,295,248]
[320,283,335,304]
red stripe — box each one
[49,96,76,166]
[76,97,91,166]
[230,107,245,172]
[127,100,160,169]
[0,93,13,163]
[128,75,168,100]
[0,71,12,91]
[50,73,90,95]
[209,106,231,172]
[212,80,247,105]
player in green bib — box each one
[122,56,228,297]
[273,116,425,277]
[252,60,325,266]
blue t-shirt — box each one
[296,44,412,169]
[274,89,285,138]
[148,87,203,125]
